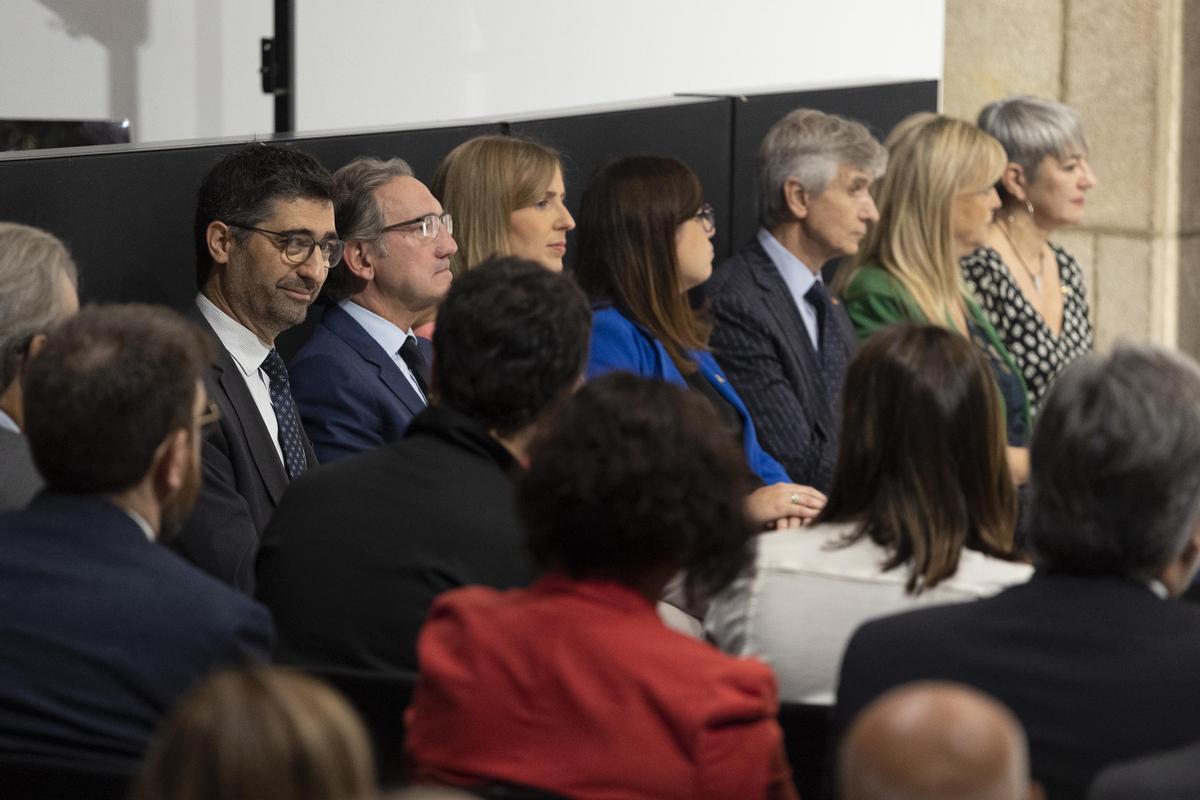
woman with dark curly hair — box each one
[706,325,1031,704]
[576,154,825,530]
[405,373,798,800]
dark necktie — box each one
[259,349,308,480]
[804,281,849,395]
[399,335,431,399]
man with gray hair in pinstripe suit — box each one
[706,109,886,491]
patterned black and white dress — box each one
[962,244,1093,416]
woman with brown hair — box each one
[705,324,1032,703]
[430,134,575,275]
[576,154,824,528]
[131,666,376,800]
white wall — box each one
[1,0,944,145]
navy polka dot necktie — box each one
[260,349,308,480]
[804,281,848,392]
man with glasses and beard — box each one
[0,305,272,777]
[174,143,340,592]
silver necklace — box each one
[998,218,1047,293]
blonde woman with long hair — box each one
[431,134,575,275]
[835,113,1031,483]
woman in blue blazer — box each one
[575,155,825,529]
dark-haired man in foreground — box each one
[0,305,272,774]
[834,345,1200,800]
[174,143,340,592]
[257,257,591,675]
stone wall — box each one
[944,0,1200,353]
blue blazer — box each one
[289,303,430,463]
[0,493,273,771]
[587,306,791,485]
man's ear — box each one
[341,240,375,281]
[1159,517,1200,597]
[999,162,1027,203]
[206,220,235,266]
[25,333,49,360]
[151,428,190,499]
[784,178,810,220]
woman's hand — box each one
[1006,446,1029,486]
[746,483,827,530]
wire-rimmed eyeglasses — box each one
[378,212,453,241]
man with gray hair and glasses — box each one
[706,109,886,492]
[288,156,458,462]
[0,222,79,510]
[834,344,1200,799]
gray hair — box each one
[976,95,1088,184]
[323,157,414,299]
[1027,344,1200,581]
[0,223,78,392]
[757,108,887,229]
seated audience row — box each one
[0,92,1116,800]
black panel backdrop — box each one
[0,80,937,347]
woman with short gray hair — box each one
[962,95,1097,415]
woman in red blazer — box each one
[405,373,797,800]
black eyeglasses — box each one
[227,223,345,268]
[693,203,716,234]
[378,212,453,241]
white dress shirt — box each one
[758,228,822,350]
[340,299,427,403]
[705,520,1034,704]
[0,408,19,433]
[195,294,285,466]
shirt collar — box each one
[123,508,157,542]
[1147,578,1170,599]
[0,408,19,433]
[195,293,273,377]
[758,228,820,297]
[339,299,413,356]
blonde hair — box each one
[837,113,1006,327]
[132,667,375,800]
[431,135,562,276]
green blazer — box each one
[840,264,1031,436]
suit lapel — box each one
[210,349,290,504]
[188,304,291,504]
[323,304,427,416]
[742,241,841,438]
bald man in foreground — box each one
[839,682,1043,800]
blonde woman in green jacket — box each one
[835,113,1031,484]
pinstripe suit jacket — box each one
[706,239,855,492]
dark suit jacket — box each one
[0,493,273,772]
[256,405,537,675]
[834,573,1200,800]
[0,428,41,511]
[1089,739,1200,800]
[706,239,855,492]
[172,305,317,593]
[288,303,429,463]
